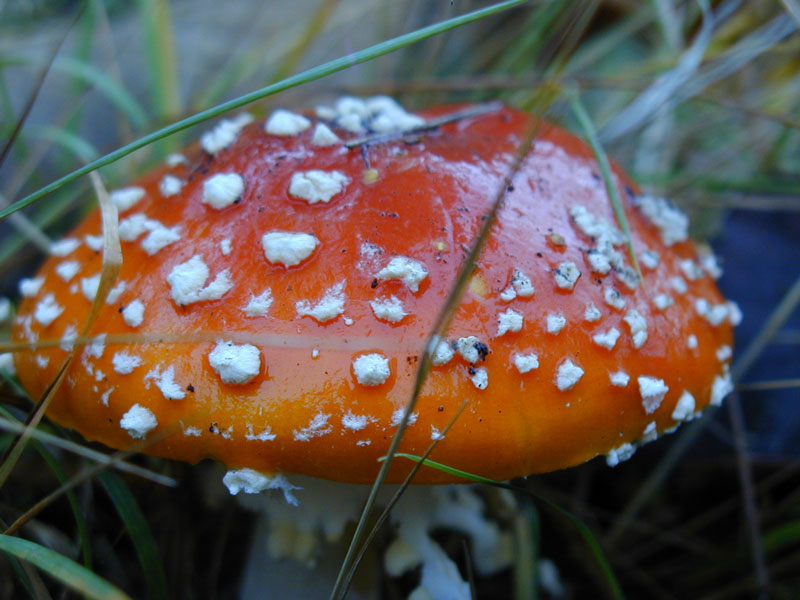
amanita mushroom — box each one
[10,96,737,596]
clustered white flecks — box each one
[545,313,566,335]
[118,213,181,256]
[342,411,377,431]
[202,172,245,209]
[158,174,184,198]
[310,122,340,146]
[370,295,407,323]
[295,280,346,322]
[19,277,45,297]
[245,424,276,442]
[265,109,311,137]
[55,260,81,282]
[34,293,64,327]
[500,268,535,301]
[243,289,273,317]
[314,95,426,135]
[121,299,145,327]
[288,170,350,205]
[59,325,77,351]
[109,186,146,212]
[166,255,233,306]
[553,261,581,290]
[112,351,143,375]
[569,203,641,292]
[609,370,630,387]
[293,413,332,442]
[631,194,689,247]
[352,353,391,386]
[556,359,584,391]
[605,376,700,467]
[49,238,81,257]
[208,340,261,385]
[201,113,254,155]
[604,286,627,310]
[261,231,319,267]
[377,256,428,293]
[513,352,539,374]
[120,403,158,439]
[497,309,524,336]
[623,309,648,349]
[638,376,669,414]
[593,327,620,350]
[144,364,185,401]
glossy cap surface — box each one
[12,100,736,483]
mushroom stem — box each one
[230,476,516,600]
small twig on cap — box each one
[344,101,504,148]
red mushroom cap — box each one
[11,99,736,484]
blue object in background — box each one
[716,209,800,459]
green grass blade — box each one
[0,4,82,172]
[64,0,98,135]
[567,87,642,279]
[0,357,74,490]
[600,0,713,143]
[270,0,341,84]
[563,8,651,75]
[763,520,800,554]
[138,0,181,120]
[0,407,92,569]
[379,453,505,486]
[650,0,682,51]
[0,185,86,270]
[492,2,565,73]
[513,505,540,600]
[0,416,177,487]
[53,57,149,130]
[390,453,625,600]
[7,550,38,599]
[97,470,169,600]
[31,445,93,569]
[675,14,797,107]
[0,534,131,600]
[0,0,529,222]
[29,125,99,163]
[0,70,32,166]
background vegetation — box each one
[1,0,799,598]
